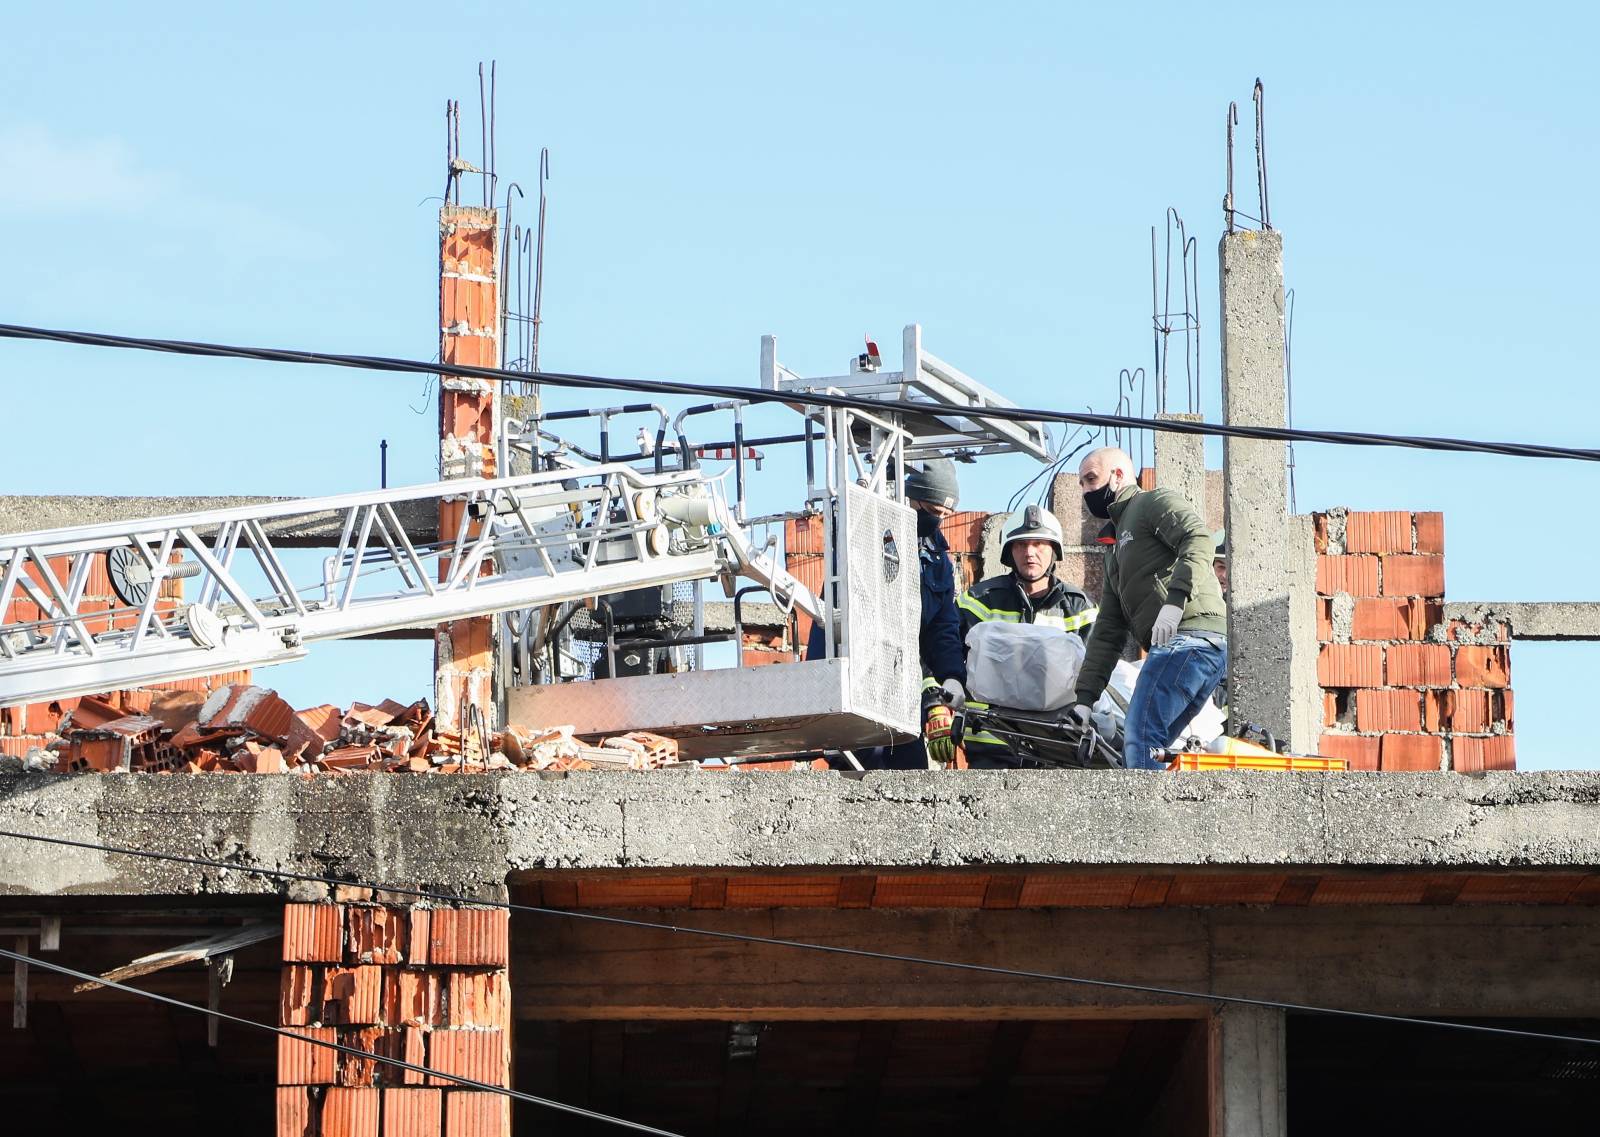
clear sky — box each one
[4,2,1595,769]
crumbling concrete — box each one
[2,769,1597,899]
[1443,602,1600,642]
[1219,228,1293,741]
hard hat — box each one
[1000,504,1064,568]
[1213,529,1228,561]
[905,458,959,510]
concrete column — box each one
[1285,514,1322,752]
[1215,1004,1287,1137]
[436,206,501,733]
[1218,229,1291,741]
[1154,412,1207,515]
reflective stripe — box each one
[958,593,1096,632]
[957,593,1021,622]
[960,699,1006,746]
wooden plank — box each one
[72,922,278,993]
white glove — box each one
[941,677,967,711]
[1150,603,1183,648]
[1067,703,1094,729]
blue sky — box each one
[3,2,1595,768]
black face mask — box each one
[916,509,941,539]
[1083,483,1117,519]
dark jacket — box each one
[918,524,966,687]
[1074,485,1227,705]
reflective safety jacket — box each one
[956,573,1097,764]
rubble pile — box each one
[28,683,691,775]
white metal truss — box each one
[760,323,1053,461]
[0,464,819,706]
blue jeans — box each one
[1122,633,1228,770]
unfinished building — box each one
[3,87,1599,1137]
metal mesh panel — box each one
[841,484,920,734]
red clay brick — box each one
[280,963,318,1026]
[426,908,508,966]
[1414,512,1445,554]
[1453,735,1516,772]
[279,1025,338,1085]
[1317,644,1383,688]
[407,909,431,966]
[1318,734,1379,770]
[1313,513,1331,553]
[383,1088,443,1137]
[1448,689,1494,733]
[284,903,345,962]
[277,1086,318,1137]
[340,1026,385,1087]
[322,1087,380,1137]
[1355,689,1422,732]
[1351,598,1412,641]
[1456,646,1510,688]
[1323,692,1339,726]
[348,907,408,965]
[1380,734,1443,771]
[446,971,510,1029]
[1423,690,1451,733]
[1380,554,1445,598]
[1503,689,1515,730]
[1316,554,1380,597]
[1316,599,1333,641]
[426,1028,507,1088]
[1386,643,1452,687]
[387,968,446,1028]
[1344,511,1413,554]
[444,1092,510,1137]
[323,965,384,1025]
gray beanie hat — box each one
[904,458,959,510]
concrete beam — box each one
[3,770,1600,899]
[512,903,1600,1020]
[1444,601,1600,642]
[0,496,436,548]
[1219,229,1292,741]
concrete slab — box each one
[1,769,1597,898]
[0,495,435,547]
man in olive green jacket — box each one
[1070,447,1228,769]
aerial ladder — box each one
[0,461,817,707]
[0,326,1051,759]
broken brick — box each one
[198,683,296,743]
[446,970,509,1028]
[323,964,385,1025]
[280,963,319,1026]
[348,906,408,964]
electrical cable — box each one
[3,322,1599,464]
[0,944,687,1137]
[1,828,1595,1049]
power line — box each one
[2,827,1596,1049]
[0,944,686,1136]
[3,322,1599,465]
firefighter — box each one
[956,504,1097,767]
[896,458,968,768]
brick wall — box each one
[0,551,249,758]
[1313,508,1514,771]
[435,205,501,735]
[277,901,511,1137]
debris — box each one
[34,687,736,776]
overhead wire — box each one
[1,828,1596,1049]
[2,322,1599,464]
[0,945,688,1137]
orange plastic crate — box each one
[1166,753,1349,772]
